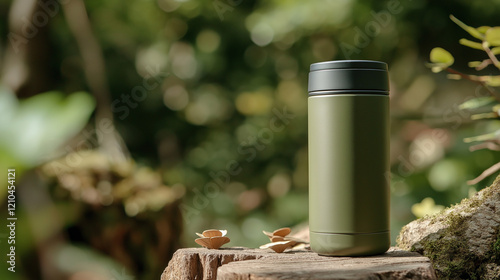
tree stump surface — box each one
[162,247,437,280]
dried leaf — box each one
[292,243,308,250]
[283,236,307,244]
[271,236,286,242]
[195,237,211,248]
[259,241,293,253]
[209,236,230,249]
[195,229,230,249]
[202,229,225,238]
[262,230,274,238]
[272,227,291,237]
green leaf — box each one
[0,90,95,166]
[430,47,454,64]
[486,27,500,46]
[459,38,483,50]
[483,76,500,87]
[450,15,484,40]
[492,47,500,55]
[464,131,498,143]
[468,61,482,68]
[471,112,498,120]
[477,26,492,34]
[428,47,454,72]
[411,197,444,218]
[458,96,495,110]
[446,74,461,80]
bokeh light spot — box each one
[196,29,221,53]
[267,173,291,198]
[235,90,273,116]
[250,23,274,46]
[163,85,189,111]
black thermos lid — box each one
[308,60,389,95]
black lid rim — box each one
[310,60,387,71]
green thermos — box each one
[308,60,390,256]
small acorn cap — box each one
[259,241,293,253]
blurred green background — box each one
[1,0,500,279]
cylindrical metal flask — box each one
[308,60,390,256]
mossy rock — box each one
[397,176,500,279]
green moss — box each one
[399,176,500,279]
[492,234,500,262]
[419,199,479,279]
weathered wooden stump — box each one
[162,247,437,280]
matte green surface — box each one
[310,231,390,256]
[308,94,389,255]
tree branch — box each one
[445,67,500,102]
[467,161,500,185]
[61,0,129,162]
[1,0,37,93]
[483,41,500,70]
[469,141,500,152]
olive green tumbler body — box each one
[308,60,390,256]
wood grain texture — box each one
[162,247,437,280]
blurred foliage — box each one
[428,15,500,186]
[41,151,183,279]
[0,86,95,198]
[2,0,500,279]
